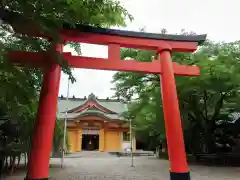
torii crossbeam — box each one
[1,8,206,180]
[9,51,200,76]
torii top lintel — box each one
[0,8,206,52]
[60,24,206,52]
[2,8,207,76]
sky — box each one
[59,0,240,98]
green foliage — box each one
[113,39,240,153]
[53,119,69,152]
[0,0,131,174]
[1,0,133,81]
[113,49,165,149]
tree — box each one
[0,0,132,174]
[178,41,240,153]
[112,39,240,153]
[113,49,165,150]
[0,0,133,81]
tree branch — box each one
[203,90,208,120]
[211,93,227,121]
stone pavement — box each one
[5,156,240,180]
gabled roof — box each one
[66,93,117,114]
[57,93,127,121]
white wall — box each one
[121,141,131,151]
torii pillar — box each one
[25,45,63,180]
[158,48,190,180]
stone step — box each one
[66,151,112,158]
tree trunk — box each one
[24,153,27,167]
[161,140,167,152]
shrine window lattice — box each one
[123,132,130,141]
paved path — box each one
[5,156,240,180]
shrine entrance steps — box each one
[66,151,112,158]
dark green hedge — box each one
[157,152,196,162]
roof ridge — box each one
[58,96,121,102]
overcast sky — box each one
[59,0,240,98]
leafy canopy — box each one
[0,0,132,173]
[112,39,240,152]
[1,0,133,81]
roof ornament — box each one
[88,93,96,100]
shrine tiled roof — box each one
[57,111,125,121]
[57,93,127,120]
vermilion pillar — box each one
[26,45,63,180]
[159,49,190,180]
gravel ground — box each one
[4,156,240,180]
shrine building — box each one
[57,93,136,152]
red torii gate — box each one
[1,9,206,180]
